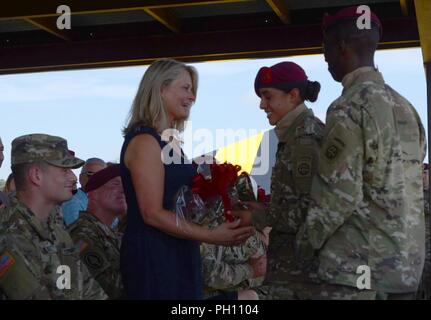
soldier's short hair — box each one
[11,161,48,192]
[84,157,106,166]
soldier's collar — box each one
[275,103,308,141]
[78,210,95,220]
[80,210,117,236]
[9,195,58,241]
[341,66,383,91]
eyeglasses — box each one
[81,171,96,177]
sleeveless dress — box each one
[119,125,203,299]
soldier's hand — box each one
[229,210,253,227]
[238,289,259,300]
[257,226,272,247]
[249,255,267,278]
[208,219,255,246]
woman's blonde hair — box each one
[3,173,15,194]
[123,59,198,136]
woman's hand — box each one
[208,219,255,246]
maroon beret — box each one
[254,62,308,97]
[85,164,121,193]
[323,6,383,37]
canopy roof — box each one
[0,0,420,74]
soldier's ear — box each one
[87,190,95,201]
[27,164,44,187]
[87,189,100,202]
[288,88,302,104]
[338,39,353,59]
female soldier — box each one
[233,61,325,299]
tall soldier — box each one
[296,7,426,299]
[417,163,430,299]
[0,134,107,299]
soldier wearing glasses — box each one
[61,157,106,226]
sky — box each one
[0,47,428,180]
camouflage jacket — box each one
[68,211,123,299]
[0,196,107,300]
[201,230,266,297]
[296,67,426,293]
[417,188,430,299]
[0,191,9,208]
[252,104,324,285]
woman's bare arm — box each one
[124,134,254,246]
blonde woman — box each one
[120,59,254,299]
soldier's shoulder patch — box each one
[0,251,16,278]
[83,251,104,271]
[325,144,339,160]
[324,137,346,161]
[297,159,312,177]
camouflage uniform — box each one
[296,67,426,298]
[201,230,266,298]
[68,211,123,299]
[251,103,325,299]
[0,196,107,299]
[0,192,9,208]
[417,187,430,299]
[0,134,107,300]
[116,213,127,235]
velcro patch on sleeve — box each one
[324,138,345,162]
[296,157,312,177]
[83,251,105,271]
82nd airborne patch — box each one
[325,145,339,160]
[83,252,104,271]
[297,158,312,177]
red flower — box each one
[192,163,241,222]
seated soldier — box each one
[68,164,126,299]
[201,221,270,299]
[61,157,107,227]
[0,134,107,300]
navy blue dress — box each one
[120,125,203,299]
